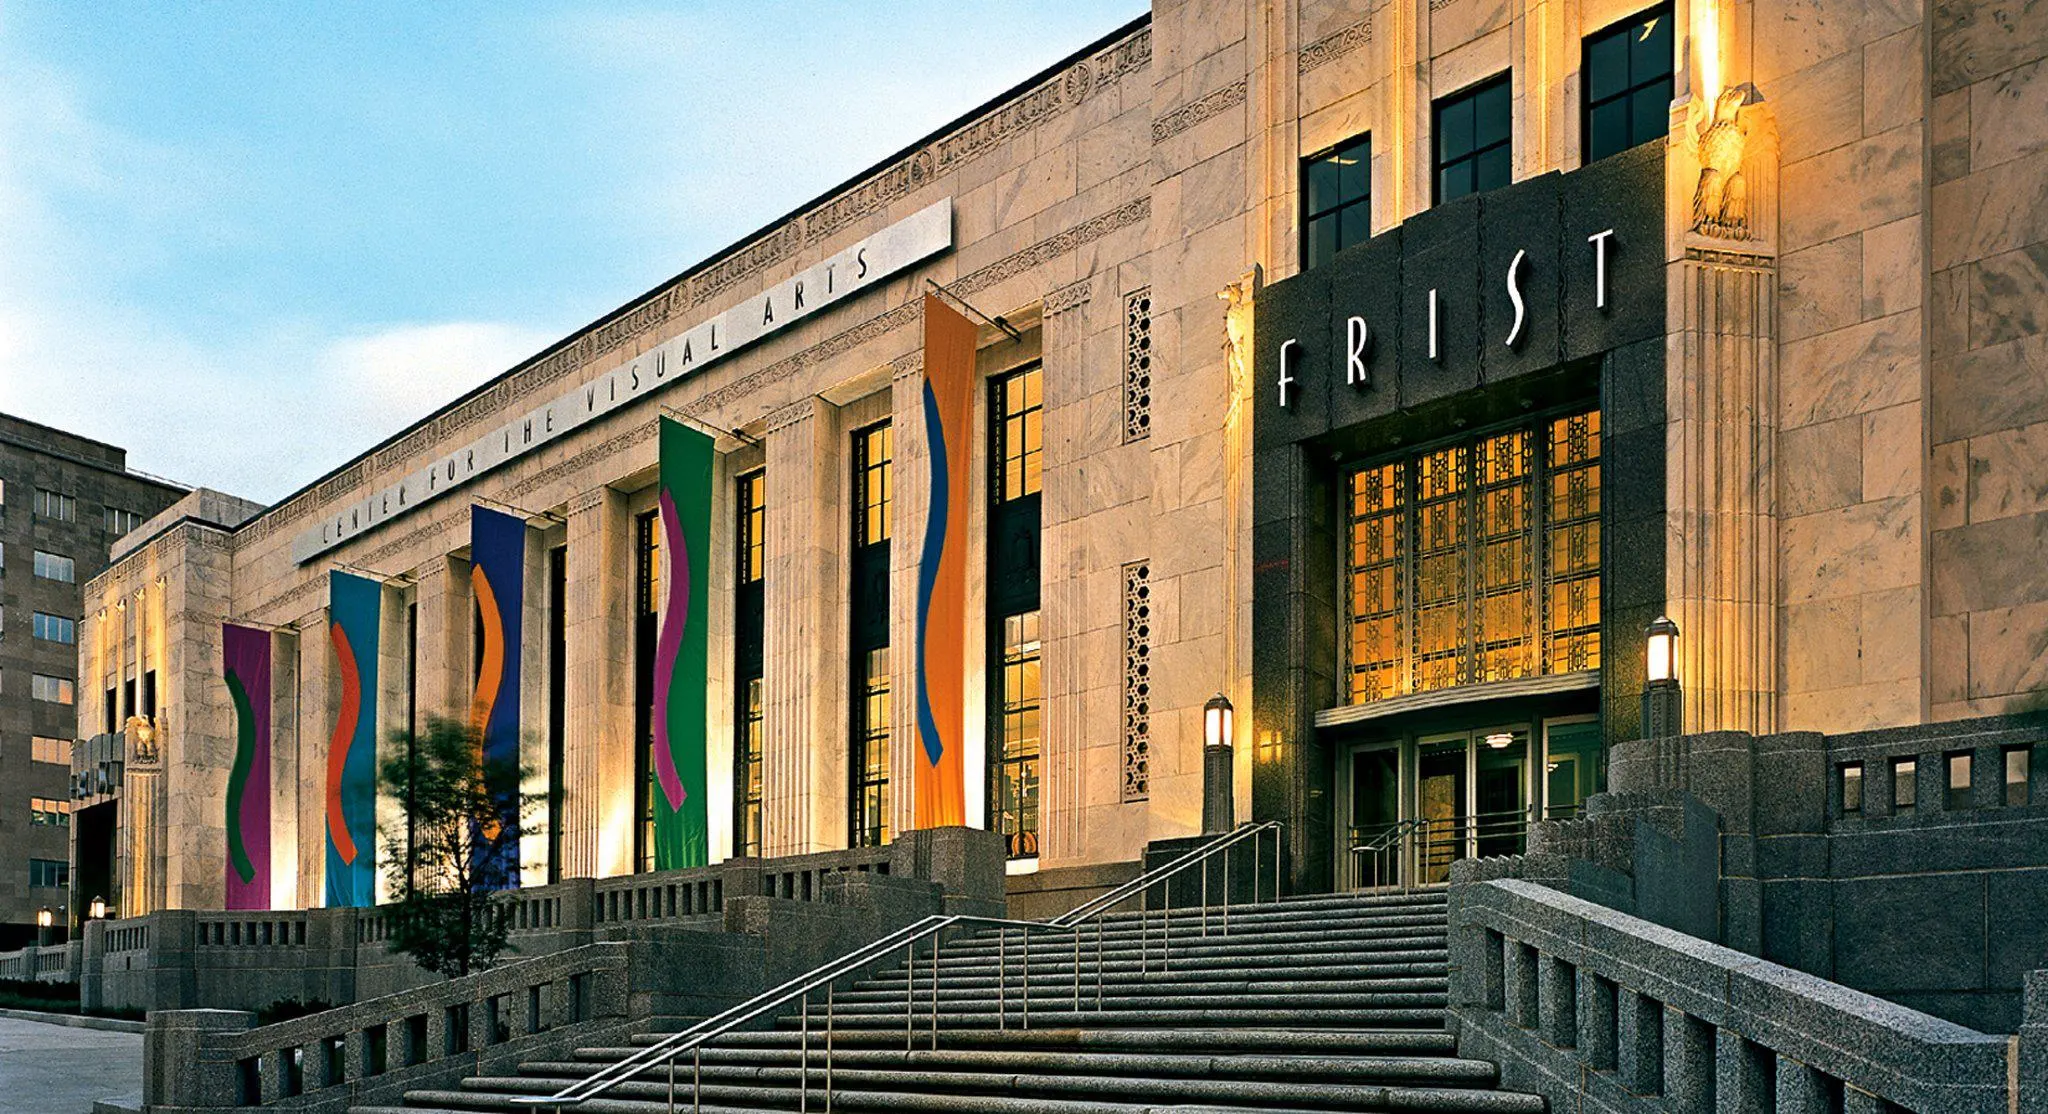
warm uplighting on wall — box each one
[1694,0,1723,103]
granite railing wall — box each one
[140,937,763,1114]
[0,940,78,982]
[86,827,1000,1015]
[1451,877,2028,1113]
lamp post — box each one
[89,895,108,921]
[36,906,53,948]
[1642,616,1681,739]
[1202,693,1235,834]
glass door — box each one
[1474,728,1531,860]
[1416,735,1468,883]
[1344,745,1401,888]
[1542,718,1605,821]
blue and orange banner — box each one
[651,419,714,868]
[470,505,526,888]
[223,623,272,910]
[914,293,975,828]
[325,572,380,907]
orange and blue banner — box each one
[325,572,380,907]
[470,505,526,887]
[223,623,272,910]
[914,293,975,828]
[651,419,714,868]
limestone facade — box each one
[72,0,2048,914]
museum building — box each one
[68,0,2048,921]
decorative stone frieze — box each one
[1152,80,1248,143]
[1299,16,1371,74]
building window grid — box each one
[1434,73,1513,204]
[1582,5,1677,164]
[105,506,144,535]
[34,489,76,522]
[737,677,764,856]
[31,797,71,826]
[994,611,1042,859]
[33,612,76,644]
[1302,133,1372,270]
[32,673,75,705]
[993,369,1044,504]
[32,736,70,765]
[851,648,891,848]
[29,859,69,888]
[734,470,767,858]
[33,550,75,583]
[1346,410,1602,704]
[853,425,892,547]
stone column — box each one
[1663,94,1784,736]
[886,354,925,845]
[1038,281,1093,865]
[562,486,633,879]
[411,553,473,726]
[760,396,848,856]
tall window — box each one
[1302,133,1371,270]
[989,366,1044,859]
[734,470,767,857]
[34,489,75,522]
[634,511,661,872]
[1434,73,1512,203]
[849,424,893,847]
[33,550,75,583]
[1346,410,1602,703]
[1583,5,1675,163]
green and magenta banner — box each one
[651,418,714,868]
[223,623,272,910]
[325,571,380,907]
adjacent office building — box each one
[0,414,184,945]
[72,0,2048,927]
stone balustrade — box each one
[1451,878,2020,1113]
[0,940,79,982]
[143,941,640,1113]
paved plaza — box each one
[0,1014,140,1114]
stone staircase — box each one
[356,889,1546,1114]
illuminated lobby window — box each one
[1301,132,1370,270]
[1434,73,1512,204]
[634,510,661,871]
[1583,5,1675,163]
[990,365,1043,859]
[1346,410,1601,704]
[734,469,766,857]
[849,423,892,848]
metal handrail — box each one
[518,821,1285,1111]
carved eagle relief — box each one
[1691,87,1751,240]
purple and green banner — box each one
[223,623,272,910]
[651,419,714,869]
[325,571,380,908]
[470,505,526,887]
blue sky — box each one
[0,1,1144,500]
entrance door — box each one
[1474,729,1531,860]
[1416,736,1468,883]
[1345,746,1401,888]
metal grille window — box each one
[1434,73,1512,204]
[1121,561,1151,802]
[853,424,892,546]
[851,648,891,848]
[1302,133,1371,270]
[734,469,767,858]
[737,471,767,584]
[32,612,75,644]
[634,511,662,871]
[34,489,75,522]
[1346,409,1602,704]
[993,611,1042,859]
[1124,289,1152,443]
[1583,5,1676,163]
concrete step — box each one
[826,977,1450,1008]
[854,960,1449,991]
[611,1025,1465,1058]
[771,1005,1454,1029]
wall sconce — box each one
[1202,693,1235,834]
[1642,616,1681,739]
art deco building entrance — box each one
[1342,718,1604,888]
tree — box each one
[378,716,540,979]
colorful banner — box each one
[651,419,714,868]
[222,623,272,910]
[913,293,975,828]
[469,505,526,887]
[325,571,380,907]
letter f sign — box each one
[1277,339,1301,408]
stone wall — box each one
[1928,0,2048,721]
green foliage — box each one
[378,716,541,979]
